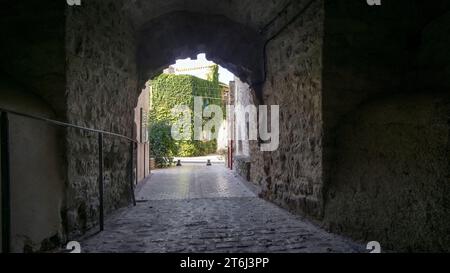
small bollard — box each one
[176,159,182,166]
[206,159,212,166]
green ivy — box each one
[149,66,224,158]
[148,122,176,168]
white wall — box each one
[134,87,150,183]
[216,120,228,152]
[0,77,65,252]
[233,77,254,157]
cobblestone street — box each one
[79,165,364,253]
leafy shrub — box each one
[148,122,175,168]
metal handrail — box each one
[0,108,138,253]
[0,107,137,143]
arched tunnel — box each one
[0,0,449,253]
[137,11,264,91]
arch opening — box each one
[137,11,265,95]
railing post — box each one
[144,143,146,178]
[135,143,139,186]
[98,133,104,232]
[1,112,11,253]
[129,142,136,206]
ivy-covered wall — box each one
[149,67,223,158]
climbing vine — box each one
[149,66,224,160]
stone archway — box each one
[137,11,264,95]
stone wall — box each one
[321,0,450,251]
[324,93,450,252]
[138,11,264,89]
[234,157,251,182]
[3,0,449,252]
[65,0,139,237]
[251,0,325,218]
[416,10,450,92]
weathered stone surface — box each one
[234,156,251,182]
[138,11,264,89]
[416,10,450,92]
[324,94,450,252]
[124,0,294,31]
[61,0,328,241]
[65,0,139,237]
[250,0,325,219]
[135,164,255,201]
[321,0,450,251]
[3,0,450,253]
[76,165,362,253]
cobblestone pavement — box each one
[136,164,255,200]
[79,164,364,253]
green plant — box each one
[148,122,175,168]
[149,68,225,158]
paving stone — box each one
[75,165,364,253]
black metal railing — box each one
[0,108,138,253]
